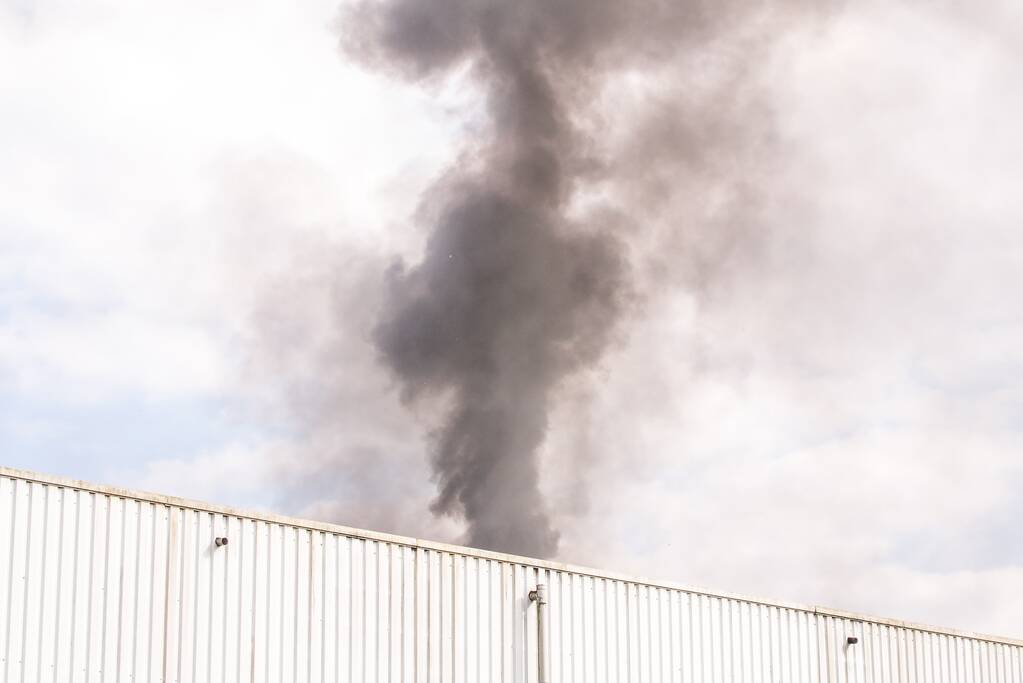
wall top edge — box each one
[3,464,1021,648]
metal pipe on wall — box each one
[529,584,549,683]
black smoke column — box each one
[345,1,644,557]
[343,0,822,557]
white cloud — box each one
[0,309,227,400]
[0,0,464,403]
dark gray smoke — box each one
[342,0,822,557]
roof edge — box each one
[3,464,1021,648]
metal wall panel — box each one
[2,469,1021,682]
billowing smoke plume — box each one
[342,0,821,557]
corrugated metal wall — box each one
[2,471,1021,682]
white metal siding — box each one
[1,470,1021,682]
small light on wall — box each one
[215,537,229,547]
[847,636,859,645]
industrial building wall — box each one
[1,469,1021,683]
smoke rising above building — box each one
[342,0,823,557]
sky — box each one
[2,0,1023,638]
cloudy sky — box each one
[2,0,1022,638]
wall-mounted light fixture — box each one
[214,537,229,547]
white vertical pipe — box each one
[530,584,549,683]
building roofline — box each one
[3,464,1021,648]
